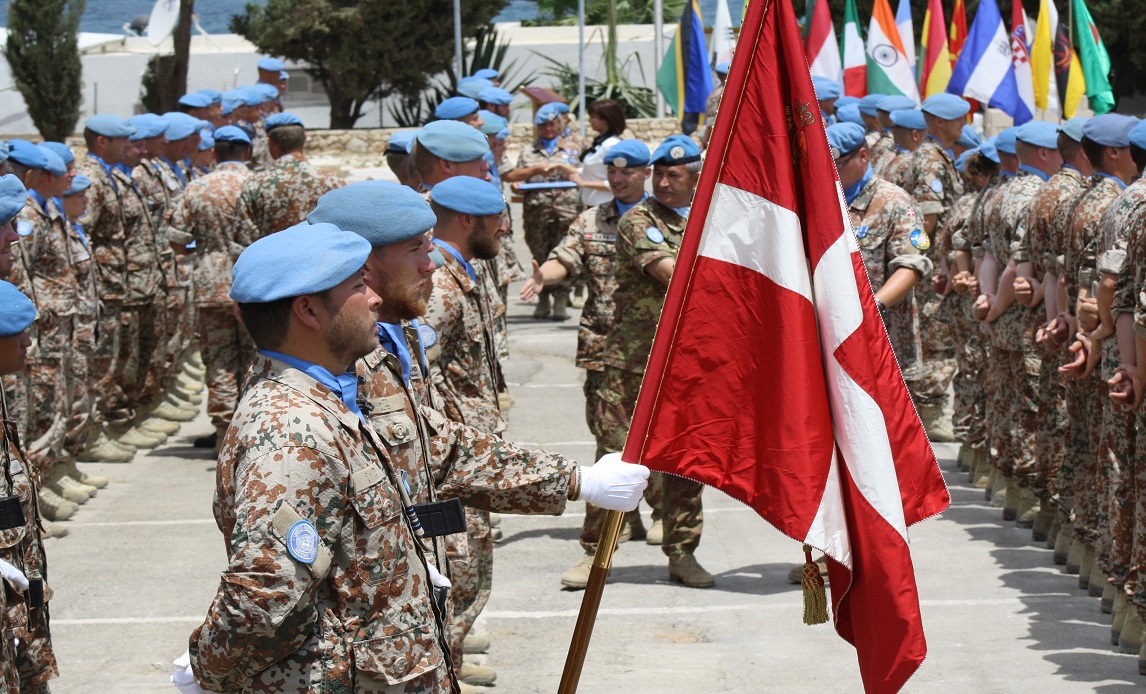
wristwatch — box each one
[875,299,889,323]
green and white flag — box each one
[1071,0,1114,114]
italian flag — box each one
[842,0,867,97]
[866,0,920,102]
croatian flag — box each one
[621,0,950,689]
[947,0,1033,124]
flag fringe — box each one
[801,544,829,625]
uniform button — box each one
[394,656,408,672]
[394,425,408,438]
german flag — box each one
[656,0,714,135]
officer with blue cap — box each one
[6,140,49,172]
[994,127,1019,174]
[478,114,510,187]
[60,173,92,246]
[231,221,372,305]
[412,120,491,186]
[836,95,860,109]
[435,96,484,129]
[256,57,288,101]
[1131,120,1146,152]
[859,93,887,123]
[811,76,842,124]
[479,113,508,139]
[0,175,27,277]
[651,134,701,166]
[881,110,926,186]
[826,122,867,162]
[383,131,418,188]
[214,125,252,147]
[178,91,213,112]
[1082,113,1142,189]
[41,142,75,169]
[265,112,304,131]
[477,87,513,118]
[473,67,500,83]
[457,76,494,100]
[1058,117,1088,144]
[836,103,865,127]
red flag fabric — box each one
[620,0,950,690]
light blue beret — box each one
[995,127,1018,155]
[835,96,860,109]
[178,92,213,109]
[63,173,91,197]
[6,140,48,170]
[1059,117,1088,143]
[0,175,26,224]
[826,122,867,159]
[1016,121,1061,149]
[212,125,253,145]
[257,57,285,72]
[957,125,983,150]
[254,83,280,100]
[980,136,1001,163]
[1083,114,1141,148]
[479,113,508,136]
[231,222,371,303]
[921,93,970,120]
[0,281,36,337]
[497,127,509,141]
[859,93,887,117]
[198,129,215,150]
[36,146,67,176]
[651,134,701,165]
[416,120,489,162]
[308,181,436,247]
[715,61,731,75]
[535,102,563,125]
[473,68,499,80]
[129,113,169,140]
[265,112,304,131]
[221,95,244,116]
[877,95,916,114]
[85,114,136,138]
[836,104,865,127]
[890,109,927,130]
[386,130,416,154]
[551,103,570,114]
[604,139,651,168]
[436,96,480,120]
[40,142,74,165]
[238,86,268,106]
[954,149,974,172]
[477,87,513,105]
[162,112,209,141]
[457,77,494,99]
[430,176,506,216]
[811,76,842,100]
[1130,121,1146,150]
[197,89,222,104]
[0,142,8,163]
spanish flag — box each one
[918,0,952,98]
[656,0,714,135]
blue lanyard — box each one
[431,238,476,282]
[259,350,365,423]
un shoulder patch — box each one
[15,220,32,237]
[930,179,944,194]
[855,225,870,239]
[418,324,438,349]
[286,519,319,564]
[645,227,665,244]
[910,228,931,250]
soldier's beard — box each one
[376,274,430,322]
[325,305,379,366]
[470,216,502,261]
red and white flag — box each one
[621,0,950,690]
[805,0,842,90]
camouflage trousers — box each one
[4,313,76,477]
[950,298,988,447]
[447,506,492,670]
[66,313,99,454]
[986,348,1041,489]
[909,286,958,408]
[1097,339,1139,584]
[196,305,256,431]
[3,468,58,688]
[524,209,577,310]
[1034,350,1069,509]
[1069,375,1106,545]
[596,367,704,557]
[1127,410,1146,617]
[122,301,165,412]
[161,283,194,393]
[94,301,134,425]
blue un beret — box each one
[36,146,67,176]
[995,127,1019,155]
[178,92,213,109]
[473,68,499,81]
[238,86,269,107]
[6,141,49,170]
[64,173,92,197]
[416,120,489,162]
[651,135,701,165]
[85,114,136,138]
[859,93,887,117]
[230,222,372,303]
[0,281,36,337]
[811,76,842,100]
[129,113,169,140]
[253,84,280,101]
[535,102,564,125]
[265,112,304,131]
[386,130,417,154]
[715,61,731,75]
[877,95,916,114]
[979,136,1001,163]
[436,96,480,120]
[197,89,223,104]
[457,77,494,99]
[198,129,215,150]
[921,93,970,120]
[835,96,860,109]
[836,104,865,127]
[826,122,867,159]
[551,103,570,114]
[163,112,209,141]
[40,142,74,165]
[890,109,927,130]
[0,175,27,225]
[479,113,508,137]
[1016,121,1061,149]
[1059,117,1088,143]
[213,125,253,145]
[477,87,513,106]
[957,125,983,150]
[257,57,285,72]
[604,140,651,168]
[954,149,974,172]
[1083,114,1142,148]
[308,181,437,247]
[430,176,506,216]
[1130,121,1146,151]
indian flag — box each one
[866,0,920,101]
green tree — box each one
[232,0,507,129]
[528,0,685,25]
[4,0,86,140]
[141,0,196,114]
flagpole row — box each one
[557,509,626,694]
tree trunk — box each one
[326,84,362,129]
[147,0,195,113]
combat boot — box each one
[1031,499,1055,542]
[1112,591,1129,644]
[550,290,569,322]
[669,553,716,588]
[1120,607,1144,654]
[41,522,68,539]
[188,348,205,370]
[182,360,206,380]
[985,466,999,502]
[1089,565,1107,599]
[79,432,133,463]
[463,631,490,654]
[38,488,77,521]
[139,416,180,435]
[193,431,219,449]
[1002,479,1021,521]
[1064,539,1084,575]
[113,424,163,449]
[458,662,496,685]
[458,683,483,694]
[956,443,971,472]
[47,468,95,503]
[560,554,594,590]
[167,385,203,406]
[1045,517,1061,550]
[531,292,551,319]
[624,512,647,542]
[102,427,138,455]
[646,520,663,545]
[64,459,108,489]
[152,398,197,422]
[918,404,954,442]
[1079,544,1097,590]
[1102,582,1117,614]
[972,449,991,489]
[175,372,204,393]
[1014,487,1039,529]
[1053,522,1074,565]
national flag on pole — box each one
[711,0,736,67]
[1071,0,1115,114]
[1053,21,1087,118]
[918,0,952,98]
[622,0,950,690]
[866,0,920,101]
[1031,0,1062,116]
[1011,0,1038,117]
[948,0,968,65]
[656,0,715,134]
[895,0,917,73]
[947,0,1032,124]
[806,0,843,89]
[841,0,867,97]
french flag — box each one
[621,0,950,690]
[946,0,1033,124]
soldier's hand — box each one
[578,453,651,512]
[1077,297,1099,333]
[952,271,971,295]
[1059,335,1089,378]
[520,261,544,302]
[972,294,991,322]
[931,272,948,295]
[0,558,27,591]
[1108,365,1140,409]
[1013,276,1033,306]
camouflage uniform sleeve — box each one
[190,446,342,692]
[548,209,590,278]
[233,185,259,248]
[908,150,947,217]
[166,194,194,247]
[80,174,105,231]
[1110,201,1146,318]
[885,196,933,279]
[1010,198,1037,265]
[621,207,675,273]
[421,273,464,421]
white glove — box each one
[0,558,28,591]
[426,562,452,589]
[579,453,650,512]
[170,650,216,694]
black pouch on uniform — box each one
[25,578,42,609]
[0,495,24,531]
[412,498,466,538]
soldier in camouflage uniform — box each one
[0,281,60,694]
[881,109,927,190]
[870,96,915,177]
[235,114,343,242]
[129,114,175,230]
[502,103,581,320]
[166,127,256,446]
[699,62,728,150]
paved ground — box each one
[41,221,1146,692]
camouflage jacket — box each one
[166,161,252,306]
[603,197,684,374]
[189,355,454,694]
[1097,177,1146,319]
[548,201,623,371]
[906,138,964,222]
[236,152,344,242]
[849,175,932,378]
[65,220,101,350]
[1065,175,1124,313]
[132,160,175,232]
[111,166,167,301]
[516,143,581,222]
[985,170,1044,350]
[869,132,898,177]
[423,248,504,435]
[77,154,131,302]
[11,195,79,318]
[703,84,725,137]
[881,149,915,190]
[937,191,977,262]
[249,120,273,172]
[966,175,1008,256]
[1025,166,1090,281]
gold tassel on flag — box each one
[801,544,829,625]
